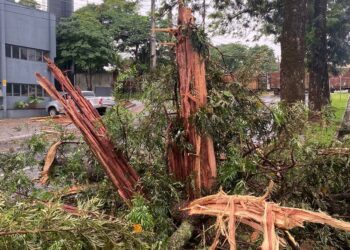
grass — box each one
[306,92,350,146]
[331,92,350,122]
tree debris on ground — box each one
[39,140,62,184]
[185,189,350,250]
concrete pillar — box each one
[0,0,7,117]
[48,12,56,83]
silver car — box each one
[45,91,115,117]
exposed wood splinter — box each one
[185,190,350,250]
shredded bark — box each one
[185,190,350,250]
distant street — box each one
[0,100,145,152]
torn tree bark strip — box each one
[35,59,139,203]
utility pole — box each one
[150,0,157,70]
[202,0,206,29]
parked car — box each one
[45,91,115,117]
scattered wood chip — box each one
[39,140,62,184]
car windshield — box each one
[82,91,95,97]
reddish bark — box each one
[168,6,216,197]
[36,59,139,204]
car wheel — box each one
[48,107,58,117]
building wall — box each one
[75,72,115,96]
[0,0,56,116]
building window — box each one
[36,85,44,96]
[12,46,20,59]
[43,51,49,59]
[28,85,36,97]
[5,44,11,57]
[13,84,21,96]
[20,47,27,60]
[44,89,49,97]
[6,83,46,97]
[28,49,36,61]
[21,84,28,96]
[6,83,13,96]
[36,50,43,62]
[5,44,48,62]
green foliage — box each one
[56,12,113,75]
[127,196,155,230]
[15,96,44,109]
[210,0,350,70]
[0,193,152,250]
[104,63,184,242]
[17,0,39,9]
[183,25,209,57]
[211,43,278,73]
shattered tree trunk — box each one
[168,6,216,197]
[36,59,139,203]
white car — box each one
[45,91,115,117]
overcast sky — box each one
[73,0,281,57]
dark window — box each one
[5,44,11,57]
[43,51,49,59]
[13,84,20,96]
[36,50,43,62]
[12,46,20,59]
[28,85,36,97]
[21,84,28,96]
[36,85,43,97]
[6,83,13,96]
[28,49,36,61]
[44,89,49,97]
[20,48,27,60]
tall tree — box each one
[210,0,350,105]
[308,0,329,111]
[280,0,307,103]
[56,13,113,90]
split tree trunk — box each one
[36,59,139,203]
[280,0,307,103]
[168,6,216,198]
[309,0,330,111]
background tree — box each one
[211,43,278,73]
[210,0,350,106]
[56,13,113,90]
[17,0,39,9]
[280,0,307,103]
[308,0,329,111]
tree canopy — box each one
[17,0,40,9]
[211,43,278,74]
[57,12,113,90]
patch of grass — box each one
[331,92,350,122]
[306,92,350,146]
